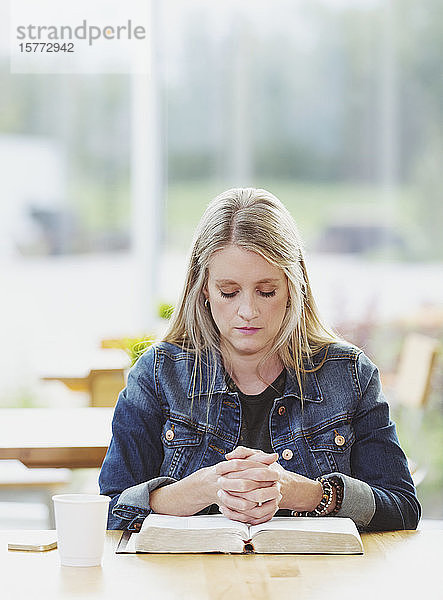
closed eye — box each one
[259,290,276,298]
[219,290,276,299]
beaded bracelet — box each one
[327,476,344,516]
[292,477,334,517]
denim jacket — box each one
[99,341,421,531]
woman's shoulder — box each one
[130,342,196,391]
[313,340,362,364]
[135,341,192,369]
[132,341,220,399]
[310,341,378,383]
[320,340,362,360]
[154,341,192,359]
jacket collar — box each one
[186,348,323,403]
[283,369,323,403]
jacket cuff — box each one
[326,472,376,528]
[112,476,177,529]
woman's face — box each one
[205,245,289,362]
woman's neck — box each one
[222,350,284,395]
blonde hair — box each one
[163,187,337,397]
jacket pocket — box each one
[305,421,355,474]
[162,418,203,447]
[161,417,203,479]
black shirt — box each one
[205,369,288,516]
[227,369,286,453]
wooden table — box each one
[0,408,113,468]
[2,527,443,600]
[42,368,125,407]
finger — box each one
[220,490,281,516]
[217,489,257,513]
[226,485,282,510]
[226,481,277,499]
[225,447,279,465]
[248,513,276,526]
[216,459,279,477]
[247,453,279,465]
[219,500,278,524]
[224,446,256,459]
[219,476,277,494]
[218,477,262,494]
[218,472,278,493]
[220,468,279,483]
[243,497,281,521]
[237,482,282,505]
[215,458,268,475]
[219,505,251,523]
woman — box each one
[99,187,420,531]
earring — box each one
[204,298,210,309]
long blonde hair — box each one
[163,187,337,397]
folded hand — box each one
[215,446,283,525]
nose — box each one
[237,293,259,322]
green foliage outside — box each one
[158,302,174,321]
[123,302,174,366]
[124,336,156,367]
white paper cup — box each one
[53,494,111,567]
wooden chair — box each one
[384,333,440,486]
[392,333,440,409]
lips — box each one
[236,327,261,335]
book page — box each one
[142,514,249,537]
[249,517,363,554]
[249,516,359,537]
[131,514,250,554]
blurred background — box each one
[0,0,442,527]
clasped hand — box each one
[214,446,283,525]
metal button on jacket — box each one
[282,449,293,460]
[165,429,175,441]
[334,434,345,447]
[278,406,286,416]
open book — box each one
[117,514,363,555]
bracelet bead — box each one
[327,476,344,516]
